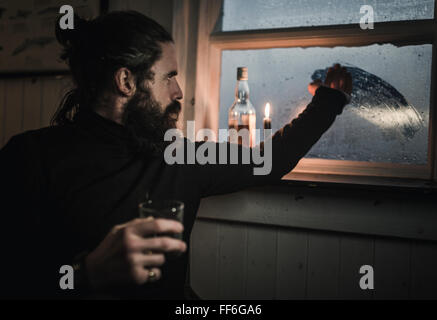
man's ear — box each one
[114,67,136,97]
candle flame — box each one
[265,103,271,118]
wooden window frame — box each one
[183,0,437,186]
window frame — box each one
[188,0,437,184]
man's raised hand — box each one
[308,63,353,96]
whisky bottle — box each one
[228,67,256,147]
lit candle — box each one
[263,103,272,130]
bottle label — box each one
[228,114,256,147]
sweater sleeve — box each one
[194,86,348,198]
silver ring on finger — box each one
[148,269,157,281]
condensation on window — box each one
[222,0,434,31]
[219,44,432,165]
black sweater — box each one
[0,86,347,299]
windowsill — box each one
[281,172,437,195]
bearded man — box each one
[0,11,352,299]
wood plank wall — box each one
[109,0,173,33]
[0,76,72,148]
[190,219,437,300]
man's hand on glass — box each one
[308,63,353,97]
[84,218,187,291]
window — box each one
[219,44,432,165]
[222,0,434,31]
[193,0,437,183]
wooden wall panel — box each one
[218,223,247,299]
[190,220,220,299]
[41,76,62,127]
[410,241,437,299]
[172,0,200,134]
[3,79,24,146]
[190,218,437,299]
[338,235,374,299]
[194,0,222,132]
[149,0,173,33]
[306,233,341,299]
[198,188,437,242]
[0,80,6,147]
[109,0,132,10]
[22,78,43,133]
[109,0,173,32]
[374,239,411,299]
[0,75,71,149]
[245,225,277,299]
[276,228,308,299]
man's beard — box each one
[122,87,181,155]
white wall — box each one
[191,188,437,299]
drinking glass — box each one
[138,199,185,259]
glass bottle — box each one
[228,67,256,147]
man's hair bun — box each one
[55,14,90,60]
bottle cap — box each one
[237,67,248,80]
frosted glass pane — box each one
[222,0,434,31]
[219,44,432,164]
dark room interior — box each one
[0,0,436,305]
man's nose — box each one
[173,80,183,101]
